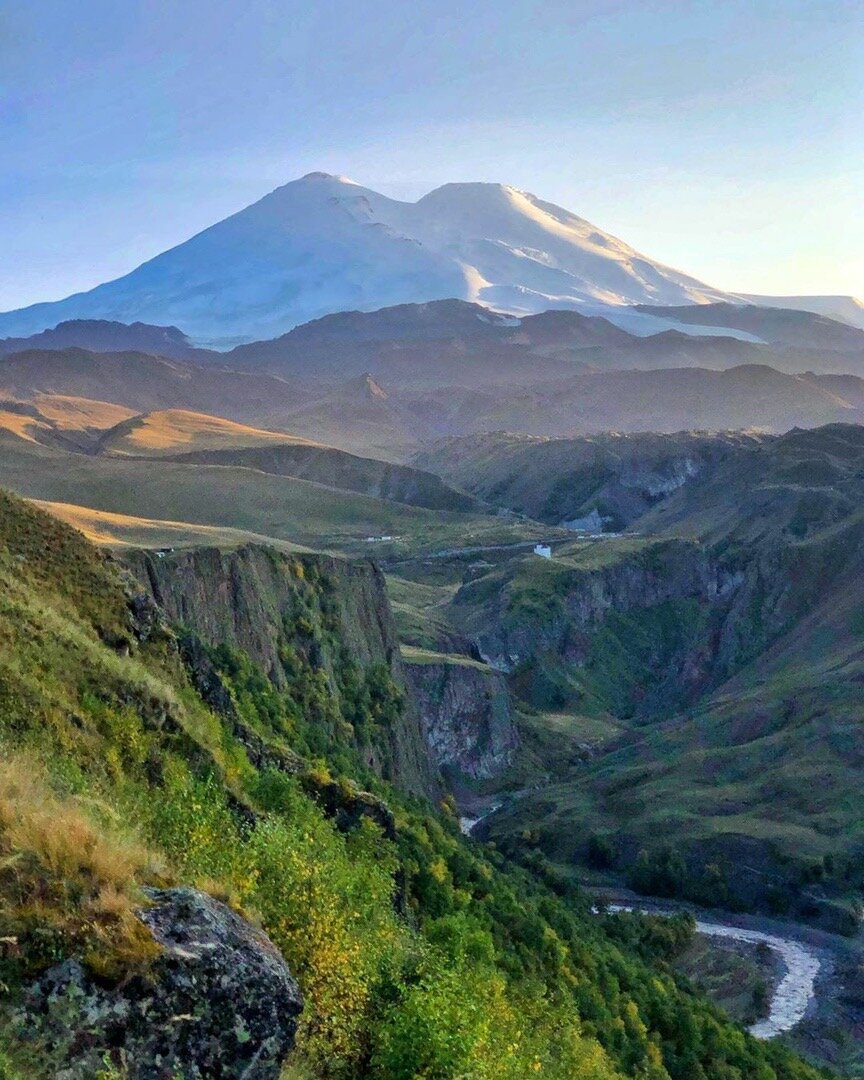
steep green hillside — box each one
[448,536,723,718]
[89,407,480,513]
[124,544,438,799]
[415,430,764,529]
[0,490,825,1078]
[161,440,481,512]
[467,425,864,926]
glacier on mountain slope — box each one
[740,294,864,330]
[1,172,860,345]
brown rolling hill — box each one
[31,498,312,552]
[88,407,481,513]
[0,347,319,426]
[0,396,137,452]
[97,408,321,456]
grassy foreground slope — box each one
[0,489,826,1079]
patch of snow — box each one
[740,293,864,330]
[591,304,766,343]
[563,508,606,533]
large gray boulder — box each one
[16,887,303,1078]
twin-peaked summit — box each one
[6,171,862,347]
[0,172,738,347]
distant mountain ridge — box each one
[633,302,864,351]
[4,300,863,381]
[226,298,635,379]
[741,293,864,328]
[0,171,811,347]
[4,301,864,459]
[225,297,864,383]
[0,319,203,360]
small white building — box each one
[533,544,552,559]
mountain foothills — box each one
[1,172,862,345]
[3,298,864,462]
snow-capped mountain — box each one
[1,172,859,345]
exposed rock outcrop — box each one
[125,544,440,799]
[403,651,519,783]
[415,430,763,531]
[442,538,755,719]
[126,546,398,682]
[454,539,722,675]
[15,887,303,1079]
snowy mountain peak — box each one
[259,172,371,212]
[2,172,854,346]
[419,180,521,200]
[417,181,547,220]
[298,171,358,184]
[292,171,364,192]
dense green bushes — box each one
[206,631,404,780]
[628,847,738,910]
[116,758,624,1077]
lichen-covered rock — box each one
[15,887,302,1079]
[126,588,163,645]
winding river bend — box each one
[608,905,821,1039]
[462,811,823,1041]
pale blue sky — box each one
[2,0,862,310]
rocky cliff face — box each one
[456,540,721,670]
[449,539,744,717]
[415,431,763,531]
[16,888,302,1079]
[125,544,439,799]
[126,545,397,680]
[402,652,519,784]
